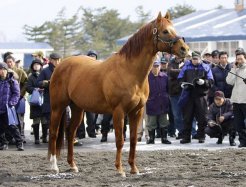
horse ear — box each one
[157,12,162,23]
[164,11,171,20]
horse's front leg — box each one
[113,108,125,177]
[128,107,144,174]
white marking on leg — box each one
[50,155,59,173]
[71,165,79,173]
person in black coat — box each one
[26,59,44,144]
[205,91,236,146]
[210,51,233,104]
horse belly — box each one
[70,91,112,114]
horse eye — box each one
[162,30,169,34]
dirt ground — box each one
[0,148,246,187]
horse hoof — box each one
[50,168,59,174]
[71,166,79,173]
[120,172,126,177]
[130,170,139,175]
[117,170,126,177]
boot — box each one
[160,128,171,144]
[176,132,183,140]
[74,138,83,146]
[229,136,236,146]
[16,142,24,151]
[33,124,40,144]
[147,130,155,144]
[155,128,161,138]
[216,136,223,144]
[101,133,108,142]
[0,144,8,150]
[42,124,48,143]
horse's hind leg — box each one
[49,107,65,173]
[128,107,144,174]
[67,104,83,172]
[113,107,125,177]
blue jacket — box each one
[0,73,20,114]
[178,60,214,97]
[211,64,233,98]
[146,72,169,115]
[37,63,55,114]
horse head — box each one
[153,12,189,58]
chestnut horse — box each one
[48,12,189,176]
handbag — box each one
[16,97,26,114]
[6,104,19,126]
[29,89,44,106]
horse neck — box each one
[128,40,157,83]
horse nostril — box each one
[180,47,186,52]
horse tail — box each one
[56,111,67,158]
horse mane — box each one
[119,21,154,60]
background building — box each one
[117,0,246,61]
[0,42,53,68]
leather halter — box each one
[153,26,185,54]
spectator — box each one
[226,51,246,148]
[167,56,184,139]
[205,91,236,146]
[178,51,214,144]
[146,60,171,144]
[211,50,220,66]
[209,51,233,105]
[203,52,212,64]
[5,55,28,142]
[26,59,44,144]
[0,62,24,151]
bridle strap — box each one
[153,26,185,54]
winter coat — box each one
[211,63,233,98]
[0,73,20,114]
[208,98,233,122]
[11,66,28,97]
[178,60,214,97]
[146,71,169,115]
[26,71,43,119]
[37,63,55,114]
[167,60,182,96]
[226,63,246,104]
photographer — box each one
[205,91,235,146]
[226,51,246,148]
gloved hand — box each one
[42,80,50,87]
[208,120,217,127]
[196,79,205,85]
[243,78,246,84]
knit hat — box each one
[0,62,8,70]
[30,59,43,70]
[214,91,224,99]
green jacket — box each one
[12,66,28,97]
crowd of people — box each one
[138,47,246,148]
[0,47,246,151]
